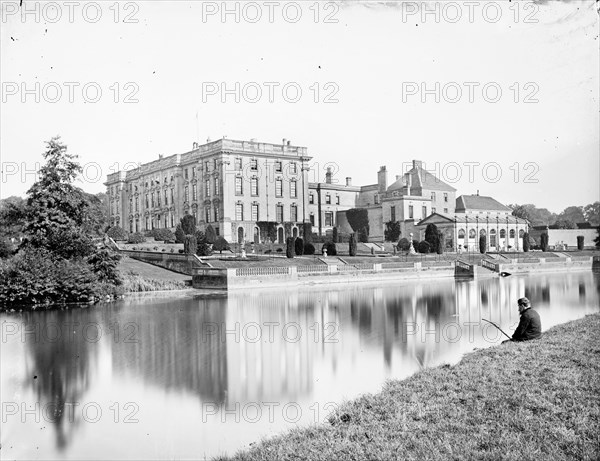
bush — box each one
[523,232,530,252]
[0,247,120,305]
[152,228,174,242]
[178,249,184,254]
[106,226,128,241]
[349,233,357,256]
[322,241,337,256]
[175,224,185,243]
[425,224,439,253]
[332,227,339,243]
[128,232,146,244]
[437,232,445,255]
[286,237,296,258]
[0,239,15,259]
[276,248,283,253]
[577,235,584,250]
[184,235,197,255]
[304,242,315,255]
[213,236,230,254]
[479,235,486,254]
[181,214,197,235]
[86,248,122,285]
[302,223,313,243]
[196,241,212,257]
[418,241,430,254]
[397,238,410,251]
[295,237,304,256]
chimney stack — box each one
[377,166,387,193]
[325,167,332,184]
[282,138,287,145]
[346,177,352,186]
[413,159,423,170]
[396,175,401,181]
[405,172,412,196]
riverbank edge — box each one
[219,313,600,461]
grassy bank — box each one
[220,314,600,461]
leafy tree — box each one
[349,233,357,256]
[0,239,15,259]
[181,214,197,235]
[384,221,401,242]
[594,226,600,248]
[510,204,530,221]
[205,225,216,244]
[86,248,122,285]
[583,202,600,225]
[425,224,439,253]
[23,137,96,259]
[82,192,108,236]
[556,206,585,225]
[294,237,304,256]
[107,226,128,240]
[213,236,230,254]
[508,204,556,226]
[0,196,26,237]
[554,219,576,229]
[286,237,296,258]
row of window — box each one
[430,192,449,202]
[235,177,297,198]
[308,193,341,205]
[234,158,298,174]
[234,203,299,222]
[458,228,524,239]
[308,212,334,227]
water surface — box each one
[1,271,598,460]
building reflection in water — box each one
[9,271,599,456]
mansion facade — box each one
[105,138,311,243]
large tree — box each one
[583,202,600,225]
[556,206,585,225]
[23,137,96,258]
[346,208,369,242]
[509,204,556,226]
[0,196,26,237]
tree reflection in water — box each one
[23,308,98,451]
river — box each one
[1,271,599,460]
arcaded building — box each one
[105,138,312,243]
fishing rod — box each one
[481,318,512,341]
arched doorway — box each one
[237,227,244,244]
[277,227,284,244]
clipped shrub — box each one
[213,236,230,254]
[332,227,339,243]
[197,241,213,257]
[128,232,146,244]
[302,223,313,243]
[178,249,184,254]
[175,224,185,243]
[523,232,530,252]
[540,233,549,252]
[184,235,197,255]
[152,228,175,242]
[397,238,410,251]
[276,248,283,253]
[479,235,486,254]
[107,226,127,241]
[286,237,296,258]
[349,233,357,256]
[577,235,584,250]
[437,232,445,255]
[295,237,304,256]
[322,241,337,256]
[418,241,430,254]
[205,225,217,244]
[304,242,315,255]
[425,224,439,253]
[181,214,197,235]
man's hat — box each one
[518,297,530,306]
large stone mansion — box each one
[105,137,528,249]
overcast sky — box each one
[1,0,598,212]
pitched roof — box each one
[456,195,511,212]
[387,167,456,193]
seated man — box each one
[511,297,542,341]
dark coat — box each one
[512,308,542,341]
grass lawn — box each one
[219,314,600,461]
[118,256,190,292]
